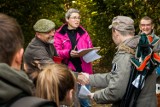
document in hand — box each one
[77,47,100,57]
[78,85,91,99]
[77,47,101,63]
[83,49,101,63]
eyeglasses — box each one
[69,17,81,20]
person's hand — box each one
[77,73,89,85]
[70,50,79,57]
[88,93,94,100]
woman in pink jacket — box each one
[54,8,93,107]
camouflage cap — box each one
[33,19,55,33]
[109,16,135,31]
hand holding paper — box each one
[78,85,91,99]
[70,50,79,58]
[88,93,94,100]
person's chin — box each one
[142,31,150,35]
[74,24,79,28]
[145,32,151,35]
[66,102,73,106]
[47,39,54,44]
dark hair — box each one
[0,13,24,65]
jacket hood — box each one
[124,36,140,49]
[0,63,34,103]
[117,36,140,55]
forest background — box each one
[1,0,160,71]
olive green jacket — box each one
[89,36,158,107]
[0,63,34,104]
[0,63,57,107]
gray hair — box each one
[65,8,80,19]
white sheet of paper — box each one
[77,47,100,57]
[82,50,101,63]
[132,74,145,89]
[78,85,91,99]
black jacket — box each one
[0,63,57,107]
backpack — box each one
[120,34,160,107]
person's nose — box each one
[50,30,55,36]
[144,25,148,29]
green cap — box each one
[33,19,55,33]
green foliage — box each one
[1,0,160,69]
[65,0,160,68]
[0,0,65,48]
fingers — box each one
[87,93,94,100]
[77,73,89,85]
[70,50,79,57]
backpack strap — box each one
[11,96,57,107]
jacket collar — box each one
[58,24,85,36]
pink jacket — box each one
[54,24,93,74]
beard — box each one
[47,37,54,44]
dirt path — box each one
[90,87,111,107]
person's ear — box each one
[66,18,69,23]
[23,63,28,72]
[11,48,24,70]
[114,30,119,37]
[152,24,154,30]
[36,32,41,38]
[63,89,74,106]
[139,24,142,31]
[69,89,73,98]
